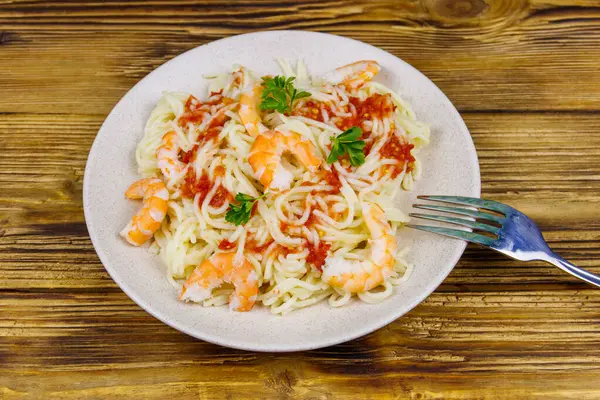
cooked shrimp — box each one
[324,60,381,88]
[321,202,397,292]
[248,130,322,190]
[239,84,266,137]
[156,131,186,182]
[120,177,169,246]
[179,252,259,312]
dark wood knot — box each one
[425,0,489,19]
[0,31,13,45]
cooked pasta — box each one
[120,59,430,314]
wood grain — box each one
[1,0,600,399]
[2,1,600,113]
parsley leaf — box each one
[225,193,266,226]
[259,76,311,115]
[326,126,366,166]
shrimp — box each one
[321,202,397,292]
[179,252,259,312]
[324,60,381,88]
[239,84,266,137]
[120,177,169,246]
[248,130,322,191]
[156,131,186,182]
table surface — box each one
[2,1,600,399]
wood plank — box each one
[2,1,600,113]
[3,290,600,398]
[2,1,600,398]
[3,367,600,399]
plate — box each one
[83,30,480,352]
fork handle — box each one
[546,254,600,288]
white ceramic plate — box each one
[84,30,480,352]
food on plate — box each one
[122,59,430,314]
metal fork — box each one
[406,195,600,287]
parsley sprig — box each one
[326,126,366,166]
[225,193,266,226]
[259,76,311,115]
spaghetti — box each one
[121,60,430,314]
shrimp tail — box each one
[120,177,169,246]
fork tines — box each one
[406,195,509,246]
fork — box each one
[406,195,600,287]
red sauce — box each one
[298,170,342,195]
[280,221,290,232]
[214,165,226,178]
[178,113,205,126]
[291,94,395,136]
[178,94,234,128]
[203,127,222,143]
[363,141,374,156]
[336,103,357,131]
[251,201,259,218]
[322,169,342,194]
[181,170,211,200]
[246,239,274,253]
[179,144,198,164]
[275,245,294,258]
[208,113,227,130]
[307,241,331,271]
[209,184,232,207]
[218,239,237,251]
[181,167,231,205]
[291,100,325,122]
[379,135,415,177]
[337,93,396,132]
[354,93,395,123]
[305,211,319,228]
[178,95,206,126]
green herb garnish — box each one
[326,126,366,166]
[259,76,311,115]
[225,193,266,226]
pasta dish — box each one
[120,59,430,314]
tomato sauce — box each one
[291,100,325,122]
[363,140,374,156]
[218,239,237,251]
[280,221,290,233]
[251,201,259,218]
[353,93,395,123]
[214,165,226,178]
[306,241,331,271]
[178,113,205,126]
[181,170,211,200]
[305,211,319,228]
[335,93,396,132]
[178,93,234,128]
[275,245,294,258]
[322,169,342,194]
[178,95,206,126]
[179,144,198,164]
[200,127,220,143]
[298,170,342,195]
[209,184,232,207]
[379,135,415,177]
[246,239,274,254]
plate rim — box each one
[83,30,481,352]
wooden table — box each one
[2,1,600,398]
